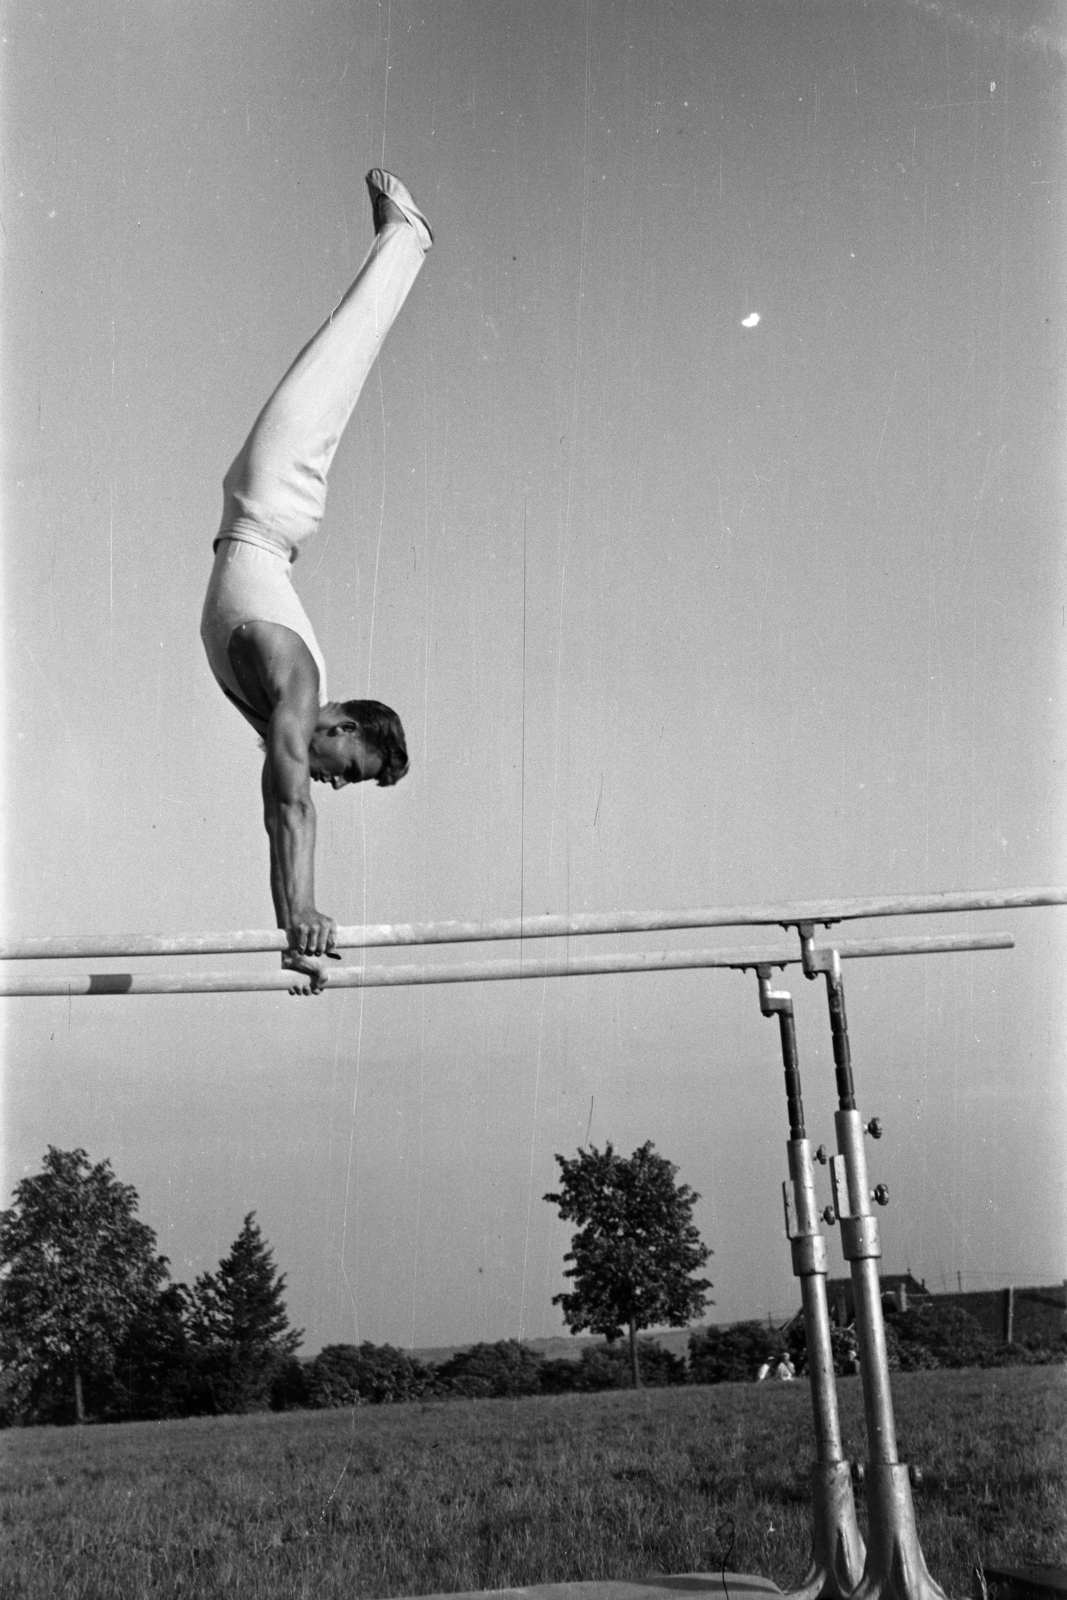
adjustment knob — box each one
[872,1183,890,1207]
[865,1117,883,1139]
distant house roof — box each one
[827,1272,928,1302]
[827,1272,927,1291]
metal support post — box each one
[756,968,865,1600]
[799,931,948,1600]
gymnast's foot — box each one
[365,168,434,251]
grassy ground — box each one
[1,1365,1064,1599]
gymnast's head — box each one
[308,699,409,791]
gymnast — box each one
[201,170,432,994]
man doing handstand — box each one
[201,170,432,994]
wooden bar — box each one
[0,888,1061,961]
[0,932,1014,996]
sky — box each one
[2,0,1065,1357]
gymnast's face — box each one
[308,724,383,790]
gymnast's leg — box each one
[218,171,433,556]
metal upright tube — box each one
[822,963,899,1463]
[817,956,949,1600]
[789,1139,845,1463]
[834,1105,898,1465]
[824,971,857,1110]
[778,1006,806,1139]
[757,971,865,1599]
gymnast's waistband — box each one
[213,523,297,562]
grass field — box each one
[2,1365,1064,1599]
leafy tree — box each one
[188,1213,301,1413]
[545,1142,712,1387]
[105,1283,196,1421]
[0,1147,169,1424]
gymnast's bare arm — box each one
[228,620,338,996]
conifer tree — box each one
[189,1213,301,1412]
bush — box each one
[884,1302,994,1370]
[688,1321,778,1384]
[580,1339,686,1389]
[567,1344,633,1390]
[0,1364,52,1427]
[270,1355,310,1410]
[779,1317,861,1378]
[537,1339,686,1392]
[538,1357,585,1394]
[306,1343,439,1407]
[0,1367,22,1428]
[635,1340,687,1386]
[1010,1330,1067,1364]
[436,1340,544,1399]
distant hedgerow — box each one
[306,1342,440,1406]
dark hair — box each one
[340,699,409,787]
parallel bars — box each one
[0,932,1014,997]
[5,889,1064,1599]
[2,885,1063,962]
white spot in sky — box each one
[741,312,760,329]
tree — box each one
[436,1339,545,1399]
[306,1342,439,1407]
[106,1283,196,1421]
[0,1147,169,1424]
[688,1320,778,1385]
[187,1213,301,1412]
[544,1142,712,1387]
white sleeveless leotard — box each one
[200,536,328,737]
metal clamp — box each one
[830,1154,853,1215]
[783,1178,829,1274]
[841,1215,882,1261]
[758,966,792,1016]
[830,1148,882,1258]
[798,922,841,982]
[791,1232,830,1277]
